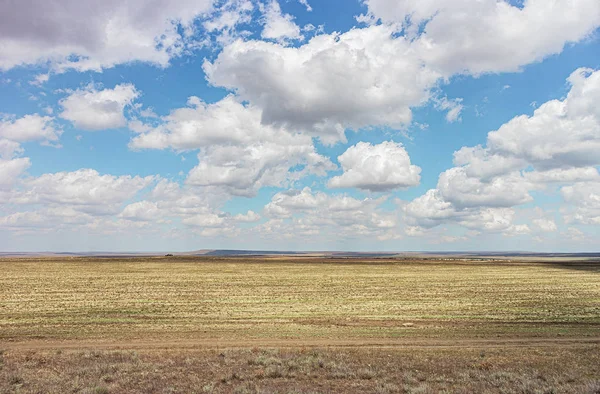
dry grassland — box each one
[0,256,599,393]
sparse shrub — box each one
[249,355,282,367]
[584,380,600,394]
[408,383,436,394]
[254,368,265,379]
[375,382,400,393]
[82,386,109,394]
[357,367,376,380]
[402,371,418,385]
[233,382,259,394]
[265,365,283,378]
[101,375,114,383]
[327,364,355,380]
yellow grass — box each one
[1,257,599,342]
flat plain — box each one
[1,256,599,393]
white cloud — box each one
[561,181,600,225]
[328,141,421,192]
[504,224,531,237]
[119,201,160,222]
[362,0,600,75]
[234,210,261,222]
[0,114,62,143]
[204,25,441,144]
[402,188,526,235]
[563,226,587,241]
[405,68,600,235]
[186,142,333,196]
[60,84,139,130]
[202,0,255,45]
[438,235,468,243]
[434,96,464,123]
[405,226,426,237]
[182,213,226,228]
[437,168,533,209]
[205,6,599,146]
[452,145,526,179]
[0,211,52,230]
[403,189,458,228]
[130,95,335,196]
[0,0,216,72]
[524,167,600,184]
[261,187,396,239]
[29,73,49,87]
[14,169,155,215]
[0,157,30,190]
[261,0,303,43]
[0,139,23,160]
[487,69,600,170]
[533,218,558,232]
[297,0,312,12]
[0,207,98,231]
[115,180,244,235]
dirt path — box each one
[3,336,599,351]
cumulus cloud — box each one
[261,0,303,43]
[504,224,532,237]
[328,141,421,192]
[533,218,558,232]
[0,0,216,72]
[561,181,600,225]
[119,201,160,222]
[202,0,255,45]
[202,1,598,147]
[0,158,31,190]
[0,114,62,143]
[524,167,600,184]
[0,139,24,160]
[405,68,600,235]
[204,25,441,144]
[487,69,600,170]
[402,189,521,234]
[437,168,533,209]
[234,210,261,222]
[362,0,600,75]
[116,180,245,236]
[563,226,588,242]
[0,169,180,237]
[14,169,155,215]
[261,187,397,240]
[60,84,139,130]
[130,95,335,196]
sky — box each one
[0,0,600,252]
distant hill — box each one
[1,250,600,259]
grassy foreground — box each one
[1,256,599,393]
[1,346,599,393]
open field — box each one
[1,256,599,393]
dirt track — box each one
[3,336,599,351]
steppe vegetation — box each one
[1,256,598,393]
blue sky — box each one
[1,0,600,252]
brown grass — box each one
[0,256,599,393]
[1,346,599,393]
[1,257,599,342]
